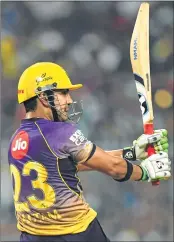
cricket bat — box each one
[130,2,159,185]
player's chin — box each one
[59,112,69,121]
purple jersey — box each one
[8,118,97,235]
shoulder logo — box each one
[11,131,29,159]
[69,130,87,146]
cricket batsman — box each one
[8,62,171,242]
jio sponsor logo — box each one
[11,131,29,159]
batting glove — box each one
[123,129,169,161]
[138,152,171,182]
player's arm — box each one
[77,150,122,172]
[84,146,171,182]
[84,146,142,181]
[105,149,122,157]
[77,149,122,171]
[62,125,171,181]
[77,129,169,172]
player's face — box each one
[54,89,73,121]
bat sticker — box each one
[138,93,148,116]
[133,37,138,60]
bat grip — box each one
[144,123,160,186]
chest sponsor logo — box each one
[11,131,29,159]
[69,130,87,146]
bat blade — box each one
[130,3,159,185]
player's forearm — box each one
[85,146,142,181]
[77,149,123,172]
[105,149,123,157]
[110,156,142,181]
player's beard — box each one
[56,104,69,121]
[55,101,83,123]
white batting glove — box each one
[139,152,171,182]
[123,129,169,161]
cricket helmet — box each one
[18,62,83,103]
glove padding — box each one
[134,129,168,160]
[139,152,171,182]
[123,129,169,161]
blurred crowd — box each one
[1,2,173,241]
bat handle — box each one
[144,123,160,186]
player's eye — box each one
[60,89,69,95]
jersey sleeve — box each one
[59,123,96,163]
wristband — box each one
[114,159,133,182]
[123,147,136,161]
[137,165,148,181]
